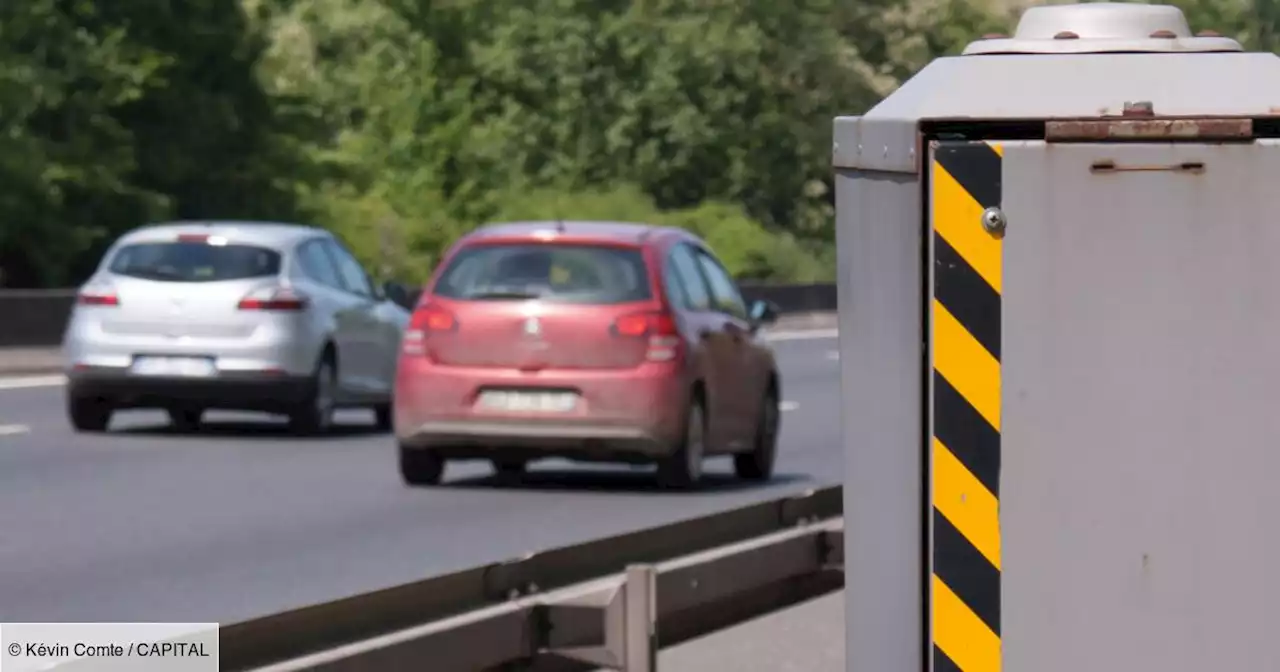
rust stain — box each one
[1048,118,1252,141]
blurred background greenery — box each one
[0,0,1269,288]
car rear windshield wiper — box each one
[465,290,544,300]
[120,268,187,281]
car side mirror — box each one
[381,281,412,309]
[749,299,780,327]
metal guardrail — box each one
[0,283,838,349]
[220,485,842,671]
[738,282,838,316]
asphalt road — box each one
[0,334,842,624]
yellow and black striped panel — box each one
[930,141,1003,672]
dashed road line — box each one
[0,424,30,436]
[764,329,838,342]
[0,375,66,391]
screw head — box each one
[981,207,1007,237]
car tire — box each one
[491,459,527,483]
[168,408,204,433]
[734,386,779,481]
[658,394,707,490]
[400,443,445,486]
[373,403,393,433]
[68,395,112,433]
[289,356,336,436]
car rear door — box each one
[664,243,742,451]
[368,297,409,392]
[320,239,381,392]
[691,246,760,449]
[293,237,352,374]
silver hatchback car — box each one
[62,221,410,434]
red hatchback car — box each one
[393,221,783,489]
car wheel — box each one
[68,395,112,433]
[400,443,445,486]
[658,394,707,490]
[290,356,336,436]
[491,459,527,483]
[734,386,779,481]
[373,403,393,433]
[167,408,204,433]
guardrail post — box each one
[623,564,657,672]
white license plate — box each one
[130,356,216,378]
[477,390,578,413]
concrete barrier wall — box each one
[0,290,79,348]
[0,283,838,349]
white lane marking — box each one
[0,424,30,436]
[764,328,838,342]
[0,375,66,390]
[779,401,800,412]
[826,350,840,360]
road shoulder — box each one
[0,347,63,377]
[658,590,844,672]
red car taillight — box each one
[77,280,119,306]
[612,310,681,362]
[402,303,457,356]
[237,286,309,311]
[77,291,119,306]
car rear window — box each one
[107,241,281,282]
[433,243,652,304]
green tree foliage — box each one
[0,0,166,287]
[250,0,901,282]
[4,0,1103,288]
[484,183,827,282]
[0,0,302,287]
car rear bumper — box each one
[61,314,321,378]
[67,369,312,412]
[398,419,673,462]
[394,359,690,462]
